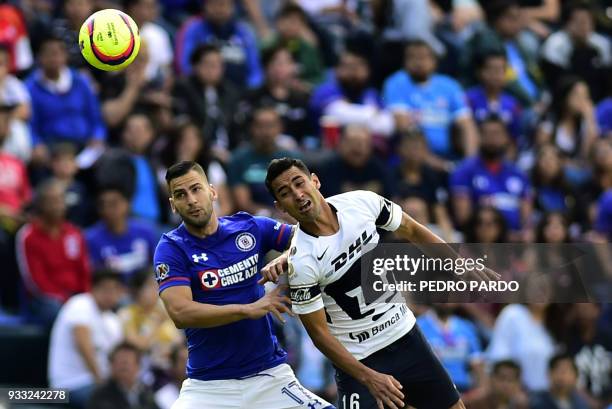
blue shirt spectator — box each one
[450,116,532,230]
[86,187,159,280]
[27,69,105,148]
[467,86,522,141]
[131,155,160,222]
[383,41,476,159]
[175,0,262,89]
[596,98,612,138]
[418,307,483,392]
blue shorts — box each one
[335,326,460,409]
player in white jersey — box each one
[262,158,498,409]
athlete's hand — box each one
[246,286,294,324]
[465,265,501,283]
[362,368,404,409]
[258,253,288,285]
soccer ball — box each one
[79,9,140,71]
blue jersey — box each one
[382,71,471,157]
[417,313,482,392]
[466,86,522,140]
[153,213,292,381]
[450,157,531,230]
[86,218,159,280]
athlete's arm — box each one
[299,308,405,409]
[395,211,500,281]
[258,226,296,285]
[160,285,292,328]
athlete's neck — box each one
[185,215,219,238]
[300,201,339,236]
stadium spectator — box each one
[0,102,31,311]
[518,0,560,40]
[0,3,34,73]
[262,3,324,88]
[125,0,173,84]
[121,113,164,224]
[240,45,310,145]
[311,48,394,140]
[535,76,598,180]
[16,178,90,327]
[531,145,574,216]
[540,1,611,102]
[464,360,529,409]
[383,40,478,167]
[466,51,524,143]
[487,303,557,391]
[86,186,158,280]
[530,353,591,409]
[154,344,188,409]
[227,106,299,216]
[47,0,93,68]
[160,120,233,216]
[87,342,160,409]
[316,124,394,198]
[27,36,106,166]
[535,212,571,244]
[392,130,454,241]
[0,44,30,122]
[173,44,241,161]
[373,0,445,85]
[563,303,612,405]
[417,304,485,392]
[118,271,182,383]
[465,207,509,244]
[595,189,612,241]
[48,271,124,409]
[50,143,92,227]
[175,0,263,89]
[450,115,532,233]
[463,0,542,105]
[396,195,462,243]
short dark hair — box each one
[479,113,508,130]
[561,0,592,25]
[91,270,124,287]
[261,44,292,69]
[165,161,207,188]
[492,360,521,377]
[548,353,578,373]
[404,39,435,57]
[265,157,311,199]
[109,341,141,362]
[474,51,507,70]
[50,142,77,159]
[190,43,221,67]
[399,128,427,145]
[276,3,307,22]
[128,269,153,293]
[485,0,520,24]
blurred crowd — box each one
[0,0,610,408]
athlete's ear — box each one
[274,200,286,214]
[168,197,176,213]
[209,184,218,201]
[311,173,321,189]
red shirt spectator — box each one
[0,151,30,216]
[16,179,90,303]
[0,4,33,73]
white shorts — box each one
[171,363,335,409]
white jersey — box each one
[288,190,416,360]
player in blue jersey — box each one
[154,161,334,409]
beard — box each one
[480,145,506,161]
[179,206,213,229]
[338,79,368,103]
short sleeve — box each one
[154,238,191,294]
[354,190,403,232]
[287,255,324,315]
[382,74,410,111]
[254,216,293,253]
